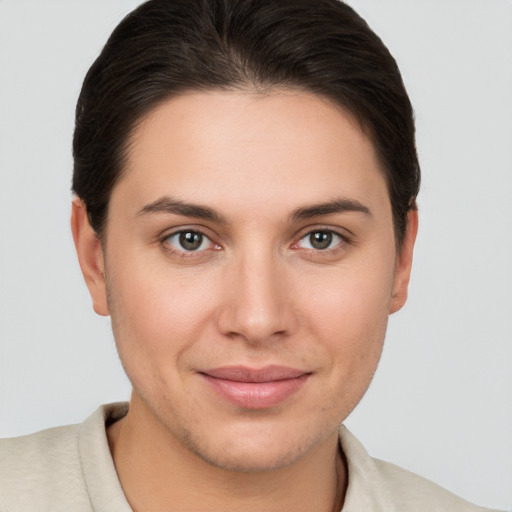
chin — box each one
[187,435,309,473]
[178,416,331,473]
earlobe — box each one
[389,209,418,314]
[71,197,110,316]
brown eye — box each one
[297,230,343,251]
[165,230,212,252]
[309,231,333,250]
[179,231,203,250]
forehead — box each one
[113,90,389,219]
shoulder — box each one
[0,422,91,512]
[1,421,79,464]
[0,403,129,512]
[339,426,503,512]
[372,457,499,512]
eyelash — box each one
[161,229,219,258]
[160,227,350,258]
[294,229,348,253]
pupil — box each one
[179,231,202,251]
[310,231,332,250]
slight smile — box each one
[199,366,311,409]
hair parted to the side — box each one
[72,0,420,247]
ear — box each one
[71,197,110,316]
[389,209,418,314]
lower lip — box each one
[201,374,309,409]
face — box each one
[74,90,416,472]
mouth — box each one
[199,365,311,409]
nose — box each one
[216,250,297,344]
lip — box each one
[199,365,310,409]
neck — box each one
[108,395,347,512]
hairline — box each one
[97,83,403,244]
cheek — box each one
[305,280,390,420]
[298,254,395,379]
[303,260,394,337]
[106,255,220,370]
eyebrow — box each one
[137,196,371,224]
[290,198,371,222]
[137,196,227,224]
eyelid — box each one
[160,226,221,255]
[294,224,352,241]
[291,226,352,252]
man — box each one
[0,1,505,511]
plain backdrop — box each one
[0,1,511,510]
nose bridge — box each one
[217,241,294,343]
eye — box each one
[164,230,214,252]
[296,230,344,250]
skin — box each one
[71,90,417,512]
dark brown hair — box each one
[72,0,420,246]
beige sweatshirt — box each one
[0,403,502,512]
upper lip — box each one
[201,365,309,383]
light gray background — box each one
[0,1,511,509]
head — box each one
[72,0,419,248]
[71,0,419,472]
